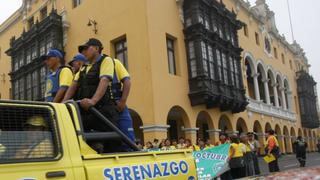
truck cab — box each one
[0,100,197,180]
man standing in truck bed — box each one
[63,38,119,152]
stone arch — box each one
[298,128,303,137]
[275,124,282,136]
[129,109,144,144]
[244,52,256,73]
[244,54,256,99]
[253,120,264,154]
[167,106,190,140]
[283,126,291,153]
[236,118,248,135]
[265,122,272,133]
[196,111,214,141]
[257,62,267,103]
[218,115,233,134]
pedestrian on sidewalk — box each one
[293,136,308,167]
[241,133,255,177]
[229,135,246,179]
[248,132,261,175]
[265,129,280,173]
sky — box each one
[1,0,320,96]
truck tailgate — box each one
[83,150,197,180]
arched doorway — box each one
[283,126,291,153]
[298,128,303,137]
[253,120,264,154]
[275,124,284,153]
[218,115,233,134]
[167,106,190,141]
[265,122,272,133]
[236,118,248,135]
[245,57,255,99]
[196,111,214,141]
[129,109,144,144]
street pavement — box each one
[258,152,320,175]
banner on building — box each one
[193,144,230,180]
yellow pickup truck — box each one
[0,100,197,180]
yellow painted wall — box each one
[0,0,318,151]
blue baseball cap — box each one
[42,49,63,60]
[68,53,88,66]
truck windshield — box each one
[0,104,59,163]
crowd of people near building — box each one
[137,129,319,179]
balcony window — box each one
[19,78,24,100]
[31,44,37,60]
[216,49,222,81]
[201,41,208,76]
[32,71,39,100]
[26,74,32,100]
[13,80,19,100]
[208,45,214,80]
[188,41,197,78]
[222,52,228,84]
[40,66,47,97]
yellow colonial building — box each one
[0,0,319,153]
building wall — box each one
[0,0,318,152]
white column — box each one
[252,73,260,101]
[263,79,271,105]
[272,83,279,107]
[280,86,287,110]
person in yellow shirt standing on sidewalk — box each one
[228,135,245,179]
[43,49,73,103]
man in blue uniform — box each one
[43,49,73,103]
[111,57,136,149]
[68,53,88,74]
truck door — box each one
[0,102,76,180]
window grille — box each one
[0,104,60,163]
